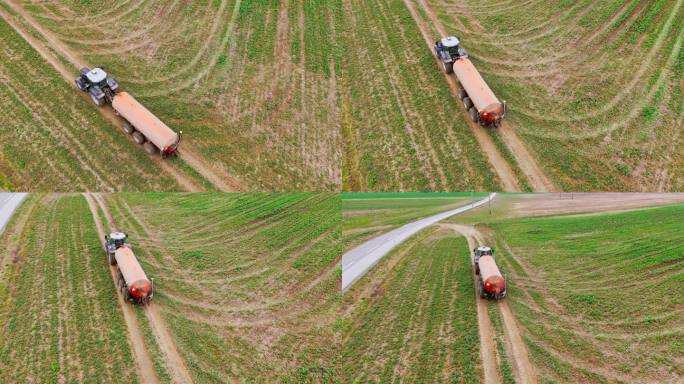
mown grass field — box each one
[7,0,341,191]
[0,195,138,382]
[483,204,684,382]
[101,192,342,382]
[0,17,179,191]
[417,0,684,191]
[342,192,486,249]
[339,227,482,383]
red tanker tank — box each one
[105,232,154,304]
[434,36,506,127]
[474,246,507,299]
[115,247,153,302]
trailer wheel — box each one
[442,61,454,74]
[458,89,467,100]
[475,264,480,275]
[143,142,157,155]
[132,131,145,145]
[463,97,473,110]
[469,107,479,123]
[108,253,116,266]
[122,122,135,134]
[91,94,105,107]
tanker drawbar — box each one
[473,246,507,300]
[435,36,506,127]
[105,232,154,304]
[75,67,181,157]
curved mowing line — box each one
[469,1,646,79]
[342,193,496,291]
[512,0,684,122]
[118,0,232,87]
[52,0,184,48]
[440,0,592,53]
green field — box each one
[0,17,179,191]
[418,0,684,191]
[2,0,341,191]
[482,205,684,382]
[339,227,482,382]
[100,192,342,382]
[0,193,343,383]
[340,0,501,191]
[0,195,138,382]
[2,1,682,191]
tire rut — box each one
[1,0,241,192]
[410,0,555,192]
[440,223,537,384]
[83,193,160,384]
[439,224,501,384]
[401,0,520,191]
[91,193,195,384]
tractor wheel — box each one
[143,142,157,155]
[75,79,86,91]
[479,284,486,299]
[469,107,479,123]
[458,89,467,100]
[463,97,473,110]
[132,131,145,145]
[442,61,453,74]
[90,94,105,107]
[122,121,135,134]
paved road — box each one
[342,193,496,291]
[0,193,28,236]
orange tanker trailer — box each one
[435,36,506,127]
[76,67,181,157]
[473,246,507,299]
[105,232,153,304]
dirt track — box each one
[401,0,520,191]
[83,193,160,384]
[88,193,194,384]
[441,223,537,384]
[505,192,684,218]
[405,0,555,192]
[0,0,244,192]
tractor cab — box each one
[75,67,119,106]
[106,232,129,251]
[436,36,467,60]
[105,232,130,265]
[474,246,494,261]
[87,68,107,85]
[434,36,468,74]
[473,246,494,275]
